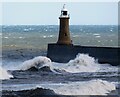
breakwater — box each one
[47,44,119,66]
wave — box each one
[23,28,33,32]
[4,37,9,39]
[0,66,13,80]
[42,35,55,38]
[2,87,57,97]
[19,56,51,71]
[49,54,101,73]
[2,79,116,96]
[18,54,100,73]
[64,53,100,73]
[52,79,116,95]
[93,33,100,36]
[5,53,118,74]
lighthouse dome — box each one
[61,8,68,11]
[61,4,68,12]
[60,4,70,18]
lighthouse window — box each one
[64,33,67,36]
[63,11,67,15]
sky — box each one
[1,2,118,25]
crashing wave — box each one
[12,54,117,73]
[64,54,100,73]
[52,79,116,95]
[0,66,13,80]
[51,54,100,73]
[19,56,51,71]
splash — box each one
[20,56,51,70]
[0,66,13,80]
[52,79,116,95]
[52,54,100,73]
[18,54,100,73]
[8,54,117,73]
[66,54,99,72]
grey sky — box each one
[2,2,118,25]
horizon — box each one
[1,24,118,26]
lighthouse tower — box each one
[57,4,72,45]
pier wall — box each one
[47,44,119,66]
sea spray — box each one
[0,66,13,80]
[51,54,100,73]
[20,56,51,70]
[10,54,117,73]
[18,54,100,73]
[64,54,100,73]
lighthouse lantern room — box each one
[60,4,69,17]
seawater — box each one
[0,25,119,96]
[1,25,118,50]
[1,54,119,96]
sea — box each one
[0,25,119,97]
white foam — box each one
[52,79,116,95]
[97,63,118,72]
[72,35,79,38]
[95,36,101,38]
[4,37,8,39]
[49,35,54,38]
[14,54,118,73]
[43,36,47,38]
[19,56,51,70]
[19,37,24,39]
[2,79,116,95]
[98,40,101,42]
[10,45,16,47]
[110,29,113,32]
[52,54,100,73]
[93,33,100,36]
[110,40,113,42]
[23,28,33,31]
[25,29,28,31]
[0,66,13,80]
[3,53,118,74]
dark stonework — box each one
[57,17,72,45]
[47,44,119,66]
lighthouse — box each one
[57,4,72,45]
[47,4,119,65]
